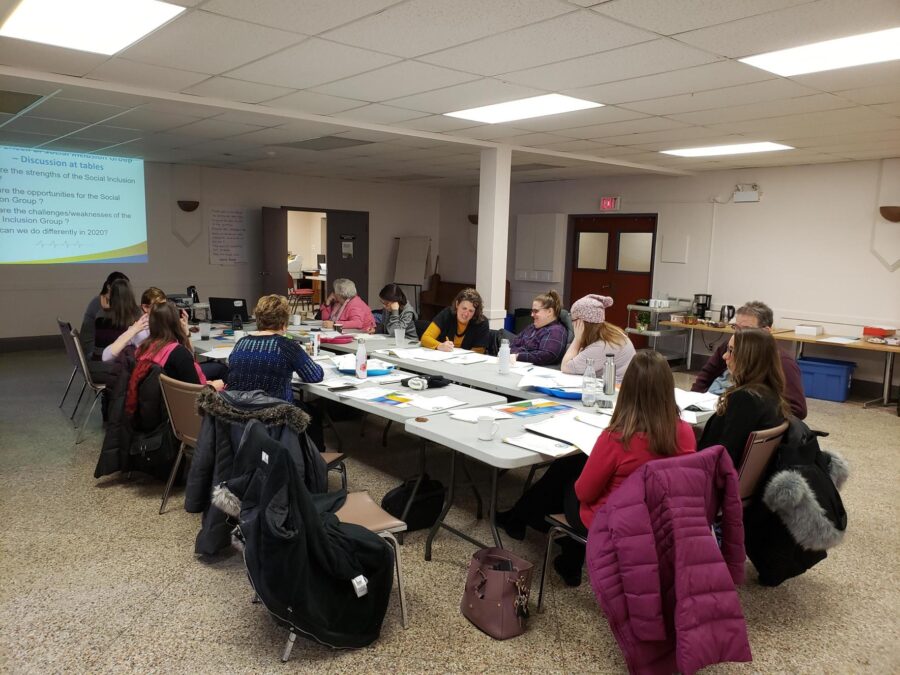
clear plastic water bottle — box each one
[498,338,511,375]
[582,358,598,406]
[604,353,616,395]
[355,340,367,379]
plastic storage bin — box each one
[504,313,515,332]
[798,357,855,402]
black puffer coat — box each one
[185,389,327,556]
[222,421,393,649]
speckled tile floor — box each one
[1,350,898,674]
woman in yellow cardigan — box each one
[420,288,490,353]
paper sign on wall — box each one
[208,207,247,265]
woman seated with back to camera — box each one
[561,294,635,382]
[373,283,418,339]
[320,278,375,332]
[698,328,790,467]
[420,287,490,353]
[228,294,326,449]
[508,290,567,366]
[131,300,225,391]
[497,351,697,586]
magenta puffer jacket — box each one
[586,445,751,675]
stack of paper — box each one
[332,354,395,372]
[339,387,398,401]
[198,347,233,360]
[406,395,467,412]
[517,370,585,390]
[503,434,576,457]
[524,411,607,454]
[493,398,572,417]
[450,407,514,422]
[673,389,720,412]
[446,353,489,365]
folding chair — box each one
[69,328,106,444]
[737,420,790,506]
[537,513,587,611]
[321,450,348,490]
[57,318,81,410]
[158,374,206,514]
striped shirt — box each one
[227,334,323,401]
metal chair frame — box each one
[57,318,81,411]
[537,513,587,611]
[158,374,207,514]
[69,328,106,444]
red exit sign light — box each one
[600,196,620,211]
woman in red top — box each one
[497,350,696,586]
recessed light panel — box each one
[661,142,793,157]
[445,94,602,124]
[0,0,185,55]
[739,26,900,76]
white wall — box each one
[287,210,325,271]
[439,158,900,386]
[0,162,440,338]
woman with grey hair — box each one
[320,277,376,331]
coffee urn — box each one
[693,294,712,319]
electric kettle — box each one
[720,305,735,322]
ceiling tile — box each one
[498,132,574,147]
[871,102,900,117]
[609,127,745,148]
[503,38,720,90]
[593,0,809,35]
[182,77,294,103]
[834,84,900,106]
[556,116,689,140]
[336,104,429,124]
[789,60,900,92]
[7,116,84,136]
[71,125,143,144]
[210,110,287,127]
[263,90,366,115]
[530,138,613,152]
[621,79,820,115]
[669,93,855,126]
[0,129,55,147]
[708,107,900,138]
[323,0,572,58]
[42,138,110,152]
[86,58,209,91]
[23,98,129,124]
[674,0,900,58]
[444,125,533,140]
[313,61,479,101]
[105,108,204,132]
[568,61,773,105]
[0,37,107,77]
[386,78,546,114]
[203,0,402,35]
[121,11,304,74]
[419,9,656,76]
[227,38,400,89]
[170,118,267,140]
[390,115,479,132]
[506,105,647,132]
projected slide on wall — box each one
[0,145,147,264]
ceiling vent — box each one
[0,90,42,115]
[278,136,374,151]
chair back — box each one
[69,327,103,391]
[738,420,789,502]
[158,373,205,447]
[57,318,79,369]
[558,308,575,346]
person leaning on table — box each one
[420,287,490,353]
[320,277,376,332]
[373,283,418,339]
[508,289,567,366]
[561,294,635,381]
[691,300,806,420]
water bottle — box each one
[311,332,320,358]
[355,340,367,379]
[604,353,616,395]
[498,338,511,375]
[582,358,598,406]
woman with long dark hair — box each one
[374,283,418,339]
[497,351,696,586]
[699,329,790,466]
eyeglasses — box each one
[530,308,545,315]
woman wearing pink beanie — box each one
[561,294,635,382]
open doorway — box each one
[288,210,326,303]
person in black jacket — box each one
[420,287,490,353]
[699,329,791,466]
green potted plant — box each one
[636,310,650,332]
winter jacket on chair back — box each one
[586,445,751,675]
[224,421,394,649]
[185,389,327,556]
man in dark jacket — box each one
[692,300,807,419]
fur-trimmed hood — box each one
[197,388,309,434]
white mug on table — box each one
[233,330,246,341]
[199,322,211,339]
[476,416,500,441]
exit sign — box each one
[600,196,620,211]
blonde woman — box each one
[561,294,635,382]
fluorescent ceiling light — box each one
[0,0,185,55]
[661,142,793,157]
[445,94,602,124]
[739,26,900,76]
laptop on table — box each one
[209,297,250,323]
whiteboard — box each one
[394,236,430,284]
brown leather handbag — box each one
[460,547,533,640]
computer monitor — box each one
[209,297,250,323]
[317,254,326,265]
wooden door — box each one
[261,207,288,298]
[568,215,656,330]
[326,210,369,303]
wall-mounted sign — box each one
[600,196,620,211]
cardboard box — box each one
[795,324,824,336]
[863,326,896,338]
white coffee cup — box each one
[233,330,246,341]
[476,415,500,441]
[199,322,211,339]
[394,327,405,347]
[291,314,301,326]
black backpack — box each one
[381,474,446,531]
[127,362,178,480]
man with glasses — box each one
[691,301,807,419]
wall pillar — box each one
[476,146,512,328]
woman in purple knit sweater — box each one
[510,290,568,366]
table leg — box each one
[487,467,503,549]
[686,329,694,370]
[460,459,483,520]
[400,442,427,524]
[424,451,490,560]
[863,352,896,408]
